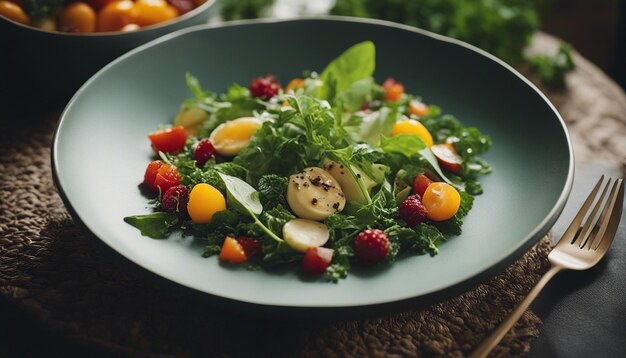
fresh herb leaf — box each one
[218,173,263,215]
[319,41,376,101]
[257,175,289,208]
[124,212,179,239]
[217,173,283,243]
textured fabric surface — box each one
[1,32,625,357]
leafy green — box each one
[217,173,283,243]
[124,212,179,239]
[319,41,376,101]
[380,134,463,190]
[220,0,273,20]
[257,175,289,208]
[259,205,295,237]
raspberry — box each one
[353,229,389,264]
[194,139,217,167]
[249,74,281,99]
[235,236,262,258]
[399,194,428,227]
[162,185,189,216]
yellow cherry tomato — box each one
[134,0,178,27]
[187,183,226,224]
[422,182,461,221]
[0,1,29,25]
[58,2,96,33]
[96,0,138,32]
[391,119,434,147]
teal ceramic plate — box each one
[53,18,573,310]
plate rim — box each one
[51,16,574,309]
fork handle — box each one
[470,265,562,358]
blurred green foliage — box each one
[332,0,539,64]
[220,0,574,87]
[221,0,274,21]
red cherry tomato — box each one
[148,126,187,153]
[302,247,333,275]
[143,160,164,191]
[153,164,181,194]
[412,174,433,198]
[431,143,463,173]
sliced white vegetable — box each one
[209,117,263,156]
[323,159,377,205]
[287,167,346,221]
[283,218,330,253]
[174,107,208,137]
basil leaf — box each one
[218,173,262,215]
[319,41,376,100]
[124,212,179,239]
[218,173,283,243]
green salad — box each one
[124,41,492,282]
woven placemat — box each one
[1,32,625,357]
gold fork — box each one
[471,175,624,358]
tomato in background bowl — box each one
[0,0,216,115]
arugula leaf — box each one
[319,41,376,101]
[124,212,179,239]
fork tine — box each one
[576,178,612,248]
[591,178,624,251]
[561,175,605,246]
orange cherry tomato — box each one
[0,1,29,25]
[219,236,247,263]
[153,164,181,195]
[134,0,178,27]
[412,174,433,198]
[382,77,404,102]
[148,126,187,153]
[58,2,96,33]
[96,0,138,32]
[143,160,164,192]
[431,143,463,173]
[422,182,461,221]
[408,101,429,117]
